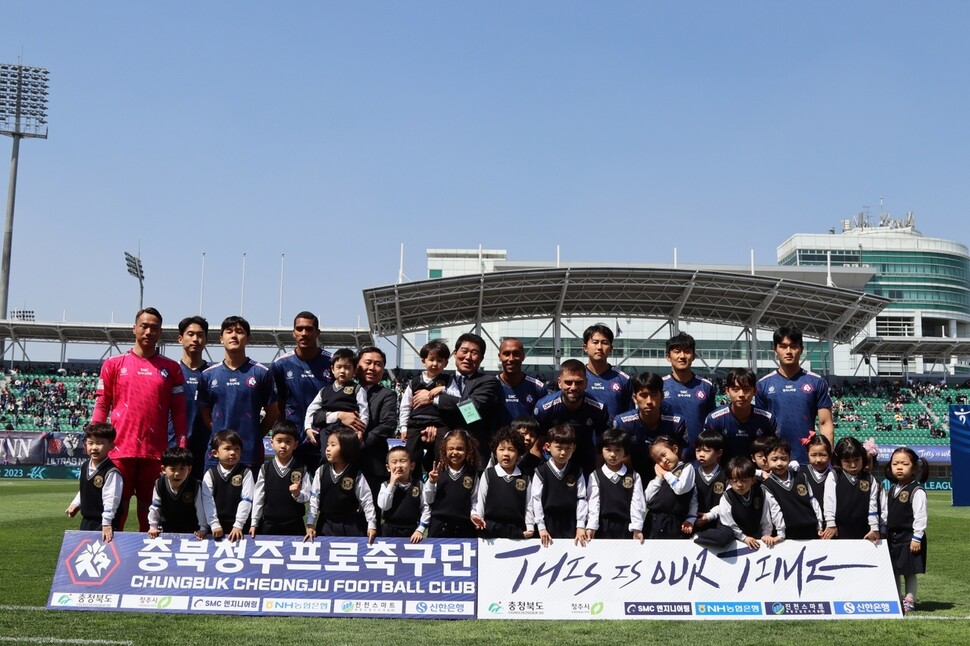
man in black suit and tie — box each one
[409,333,501,468]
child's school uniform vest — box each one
[315,383,361,416]
[594,469,635,523]
[430,468,475,521]
[260,460,307,524]
[887,481,921,534]
[833,470,874,539]
[155,476,200,532]
[762,469,817,539]
[722,482,766,538]
[407,374,446,428]
[80,457,122,527]
[646,463,693,538]
[382,475,423,531]
[694,465,727,516]
[536,460,582,535]
[805,467,829,516]
[209,463,248,531]
[316,464,362,530]
[483,469,529,529]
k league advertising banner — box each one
[477,539,901,620]
[51,532,900,620]
[49,532,477,618]
[950,404,970,506]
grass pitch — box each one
[0,479,968,645]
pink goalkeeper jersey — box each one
[92,350,187,459]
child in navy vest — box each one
[304,349,369,443]
[306,428,377,542]
[148,447,205,539]
[885,446,930,614]
[201,429,253,541]
[471,427,534,539]
[804,434,832,524]
[532,423,588,546]
[761,438,823,540]
[821,437,882,542]
[251,421,310,537]
[425,429,480,538]
[378,446,429,540]
[644,436,697,539]
[696,456,782,549]
[399,340,450,476]
[585,428,645,541]
[66,422,123,543]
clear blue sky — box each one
[3,2,970,337]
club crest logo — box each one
[611,382,622,392]
[696,391,707,400]
[247,376,257,387]
[341,477,354,491]
[93,474,104,488]
[514,478,527,492]
[860,480,870,492]
[801,384,814,394]
[231,475,243,487]
[290,472,302,484]
[622,476,633,489]
[566,476,576,487]
[713,482,725,494]
[66,538,121,586]
[796,484,808,497]
[411,486,420,497]
[343,386,355,395]
[462,476,474,490]
[899,490,910,503]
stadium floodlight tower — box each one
[125,251,145,310]
[0,63,49,324]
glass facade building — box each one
[777,215,970,375]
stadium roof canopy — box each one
[362,267,890,344]
[0,320,373,359]
[851,336,970,358]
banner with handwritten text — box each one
[477,539,901,620]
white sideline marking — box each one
[0,639,133,645]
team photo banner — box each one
[478,539,901,620]
[48,532,477,618]
[49,532,901,620]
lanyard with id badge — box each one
[452,374,482,425]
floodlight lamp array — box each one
[0,64,50,137]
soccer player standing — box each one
[92,308,187,531]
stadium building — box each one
[375,210,970,381]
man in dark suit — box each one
[354,346,398,505]
[409,333,501,468]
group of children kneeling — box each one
[69,414,929,613]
